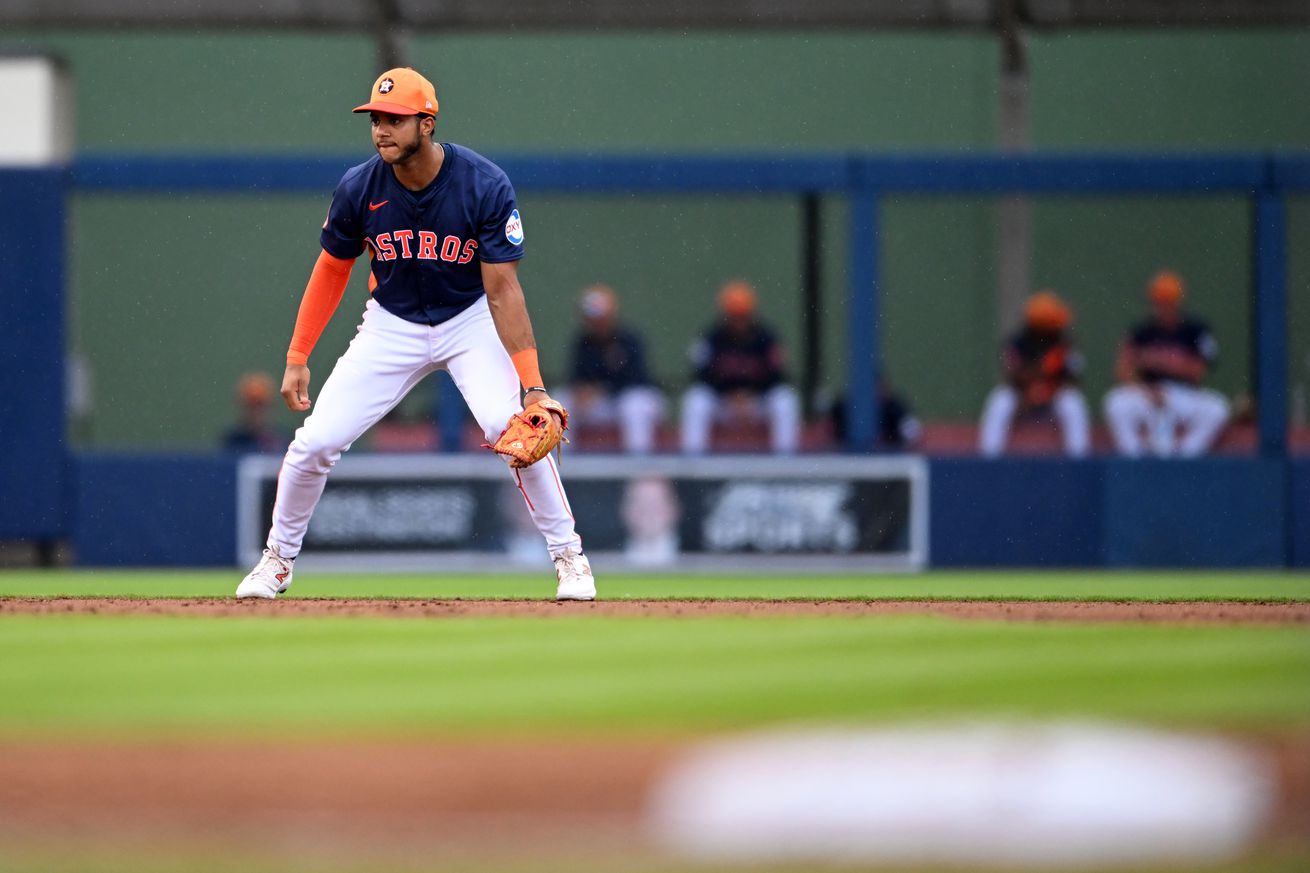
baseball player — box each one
[680,280,801,454]
[978,290,1090,457]
[1103,271,1229,457]
[236,67,595,601]
[557,285,664,454]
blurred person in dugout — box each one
[832,376,922,451]
[222,372,290,454]
[556,284,664,454]
[978,290,1091,457]
[1103,270,1229,457]
[680,279,801,454]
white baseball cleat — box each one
[236,547,294,599]
[553,549,596,601]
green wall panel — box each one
[879,198,997,418]
[519,194,805,390]
[410,32,998,152]
[9,27,1303,446]
[69,193,363,449]
[1029,30,1310,150]
[4,30,375,153]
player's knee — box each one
[766,385,799,413]
[1054,387,1088,413]
[475,400,521,445]
[482,414,518,445]
[618,387,663,420]
[984,385,1018,414]
[1202,392,1231,424]
[287,429,346,471]
[681,384,716,414]
[1103,386,1139,418]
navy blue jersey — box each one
[570,327,651,393]
[320,143,524,326]
[690,321,786,394]
[1005,328,1083,386]
[1128,316,1217,384]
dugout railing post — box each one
[845,189,880,451]
[1253,185,1288,459]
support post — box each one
[437,372,466,453]
[1253,188,1288,458]
[995,0,1032,335]
[800,193,822,418]
[846,191,879,451]
[371,0,410,71]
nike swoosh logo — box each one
[368,200,389,211]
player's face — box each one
[1151,298,1180,326]
[370,112,428,164]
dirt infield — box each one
[0,738,672,856]
[2,596,1308,623]
[0,733,1306,865]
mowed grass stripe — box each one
[1,569,1309,600]
[1,614,1306,736]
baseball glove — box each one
[488,398,569,468]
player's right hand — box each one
[282,364,312,412]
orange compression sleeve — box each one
[510,349,544,390]
[286,250,354,365]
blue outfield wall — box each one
[72,453,1309,568]
[1102,459,1286,568]
[74,454,237,567]
[933,458,1292,568]
[1291,459,1310,569]
[0,169,68,541]
[929,460,1104,567]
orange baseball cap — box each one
[237,372,275,406]
[718,280,758,318]
[1149,270,1184,305]
[1024,290,1072,331]
[353,68,438,117]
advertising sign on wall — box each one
[237,455,928,571]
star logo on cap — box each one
[379,78,394,94]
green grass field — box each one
[2,568,1308,601]
[2,611,1307,738]
[2,569,1308,873]
[2,569,1308,739]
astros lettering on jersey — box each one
[323,145,526,326]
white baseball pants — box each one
[553,385,665,454]
[1103,382,1230,458]
[679,383,801,454]
[978,385,1091,458]
[267,297,581,560]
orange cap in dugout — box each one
[1024,290,1072,331]
[353,68,438,117]
[718,280,758,318]
[1149,270,1184,305]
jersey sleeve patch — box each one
[505,209,524,245]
